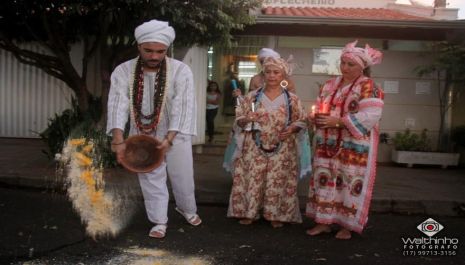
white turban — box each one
[134,19,176,46]
[258,48,280,60]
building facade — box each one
[1,0,464,162]
[208,0,465,161]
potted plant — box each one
[377,132,393,163]
[391,129,460,168]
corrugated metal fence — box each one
[0,44,73,138]
[1,43,207,143]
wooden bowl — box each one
[120,135,164,173]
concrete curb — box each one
[1,137,464,217]
[2,176,461,217]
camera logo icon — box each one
[417,218,444,237]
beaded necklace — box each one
[321,76,360,158]
[129,58,168,134]
[252,87,292,157]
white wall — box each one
[181,46,208,145]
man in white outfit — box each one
[107,19,201,239]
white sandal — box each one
[149,224,167,238]
[175,207,202,226]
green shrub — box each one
[39,98,82,159]
[39,96,117,168]
[392,129,431,152]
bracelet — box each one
[111,142,124,145]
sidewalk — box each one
[1,138,464,216]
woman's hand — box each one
[278,126,300,140]
[237,112,261,128]
[307,111,315,124]
[315,115,343,129]
[232,89,242,97]
[247,111,261,122]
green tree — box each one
[0,0,261,122]
[415,40,465,152]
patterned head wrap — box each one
[262,56,294,76]
[135,19,176,46]
[341,40,383,69]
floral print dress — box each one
[227,89,306,223]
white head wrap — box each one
[258,48,281,60]
[134,19,176,46]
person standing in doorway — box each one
[206,81,221,143]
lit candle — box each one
[311,105,316,115]
[320,102,329,114]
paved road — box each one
[1,186,464,265]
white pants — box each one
[137,136,197,224]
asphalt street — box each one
[1,186,464,265]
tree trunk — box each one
[98,45,137,127]
[77,84,90,114]
[97,47,113,128]
[437,71,453,152]
[98,70,111,129]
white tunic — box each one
[106,57,197,139]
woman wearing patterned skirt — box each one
[306,40,384,239]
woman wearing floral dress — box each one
[306,40,384,239]
[227,57,308,228]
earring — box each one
[280,80,289,89]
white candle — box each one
[311,104,316,114]
[251,102,255,112]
